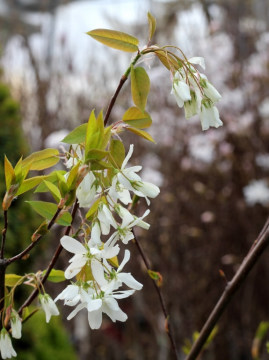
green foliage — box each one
[27,201,72,226]
[87,28,139,52]
[131,66,150,111]
[15,312,76,360]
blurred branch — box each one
[186,216,269,360]
[133,228,179,360]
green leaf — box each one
[109,139,125,168]
[85,197,102,220]
[85,149,108,162]
[87,29,139,52]
[42,180,62,202]
[85,110,103,153]
[35,170,66,193]
[122,107,152,129]
[101,125,112,150]
[16,176,45,196]
[147,12,156,42]
[61,123,87,144]
[5,274,23,287]
[90,160,113,170]
[66,162,80,190]
[44,269,66,283]
[27,201,72,226]
[131,66,150,111]
[22,149,59,171]
[126,126,155,143]
[4,156,16,190]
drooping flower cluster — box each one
[171,57,223,131]
[0,310,22,359]
[55,144,160,329]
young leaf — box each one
[27,201,72,226]
[61,123,87,144]
[109,139,125,168]
[35,170,66,193]
[5,274,23,287]
[87,29,139,52]
[16,176,45,196]
[131,66,150,111]
[43,269,66,283]
[22,149,59,171]
[155,50,179,71]
[41,180,62,202]
[147,12,156,43]
[122,107,152,129]
[85,149,108,163]
[4,156,16,190]
[85,197,102,220]
[85,110,102,153]
[126,126,156,143]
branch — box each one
[185,217,269,360]
[17,200,79,317]
[132,229,179,360]
[0,210,8,259]
[104,52,141,126]
[7,207,62,265]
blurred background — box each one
[1,0,269,359]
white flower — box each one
[171,79,191,108]
[60,235,119,279]
[200,103,223,131]
[55,284,82,306]
[0,329,16,359]
[76,172,100,208]
[106,209,150,245]
[67,284,134,330]
[202,80,222,104]
[116,145,160,204]
[184,90,199,119]
[93,250,143,291]
[10,310,22,339]
[39,294,59,323]
[188,56,206,70]
[108,177,132,205]
[97,204,117,235]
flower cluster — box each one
[171,57,223,131]
[0,310,22,359]
[55,144,160,329]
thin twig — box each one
[132,229,179,360]
[7,207,62,265]
[17,200,79,317]
[185,217,269,360]
[104,52,141,126]
[1,210,8,259]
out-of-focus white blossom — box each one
[243,179,269,206]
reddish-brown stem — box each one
[104,74,128,126]
[7,207,62,265]
[0,210,8,259]
[17,200,79,317]
[103,52,141,126]
[132,229,179,360]
[185,217,269,360]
